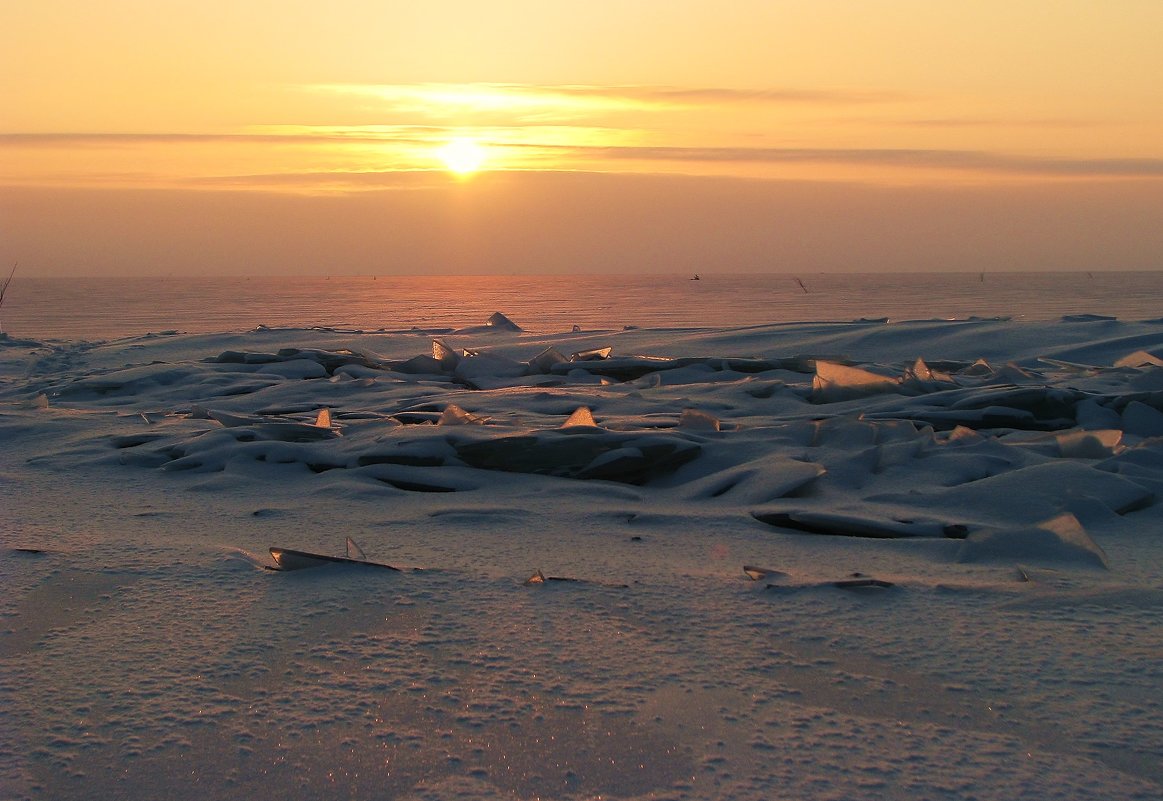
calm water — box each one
[3,272,1163,341]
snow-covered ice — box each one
[2,314,1163,800]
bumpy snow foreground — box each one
[3,316,1163,801]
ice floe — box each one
[3,312,1163,800]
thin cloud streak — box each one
[579,145,1163,178]
[305,82,906,113]
[7,134,1163,183]
[892,116,1102,129]
[0,131,440,147]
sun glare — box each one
[436,138,487,175]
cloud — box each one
[573,144,1163,178]
[6,133,1162,184]
[891,116,1101,129]
[303,82,904,119]
[0,131,438,147]
[504,84,903,106]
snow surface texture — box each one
[2,316,1163,800]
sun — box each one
[436,137,488,175]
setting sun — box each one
[436,137,487,175]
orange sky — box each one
[3,1,1162,275]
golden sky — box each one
[3,1,1162,274]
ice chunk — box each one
[679,458,825,503]
[961,358,994,377]
[890,461,1153,523]
[1056,429,1122,459]
[1075,398,1121,430]
[562,406,598,428]
[394,354,446,375]
[995,363,1041,383]
[678,408,721,432]
[528,346,568,374]
[1130,368,1163,392]
[743,566,786,581]
[944,425,985,444]
[256,359,328,379]
[437,404,487,425]
[752,509,966,539]
[486,311,522,331]
[345,536,366,560]
[1121,401,1163,438]
[432,339,461,370]
[1114,350,1163,368]
[453,432,700,484]
[571,346,613,362]
[207,409,265,427]
[453,352,527,388]
[811,361,898,402]
[957,513,1109,569]
[902,357,954,386]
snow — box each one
[2,315,1163,800]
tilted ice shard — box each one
[678,408,720,432]
[811,361,898,402]
[345,536,366,560]
[1114,350,1163,368]
[571,346,613,362]
[486,311,522,331]
[957,512,1109,569]
[528,347,568,374]
[431,339,461,370]
[438,403,487,425]
[562,406,598,428]
[1056,429,1123,459]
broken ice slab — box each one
[742,565,786,581]
[752,509,968,539]
[486,311,522,331]
[453,431,701,485]
[1122,400,1163,438]
[758,570,897,592]
[268,546,401,571]
[453,351,528,388]
[203,408,340,441]
[528,346,568,374]
[1055,428,1123,459]
[875,460,1154,522]
[1114,350,1163,368]
[833,574,896,590]
[570,346,613,362]
[523,569,629,588]
[811,361,899,403]
[678,408,721,432]
[956,512,1109,569]
[438,403,488,426]
[431,339,461,370]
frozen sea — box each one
[3,270,1163,801]
[5,271,1163,340]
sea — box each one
[3,271,1163,341]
